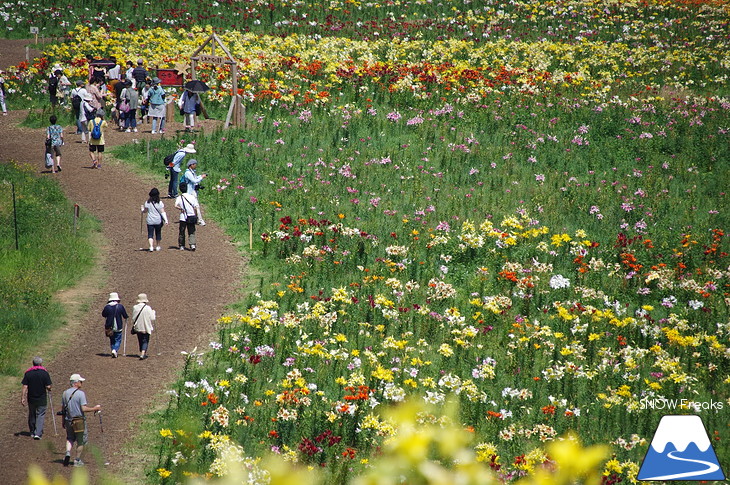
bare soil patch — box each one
[0,39,245,484]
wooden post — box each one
[231,62,239,126]
[73,204,80,235]
[248,216,253,250]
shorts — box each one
[65,421,88,445]
[50,145,62,156]
[147,223,163,240]
[89,144,105,152]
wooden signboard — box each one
[198,54,226,65]
[157,69,183,86]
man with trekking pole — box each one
[21,356,52,440]
[61,373,101,467]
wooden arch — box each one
[190,33,244,128]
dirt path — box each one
[0,40,245,484]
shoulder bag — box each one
[131,303,146,335]
[180,195,198,225]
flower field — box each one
[5,0,730,483]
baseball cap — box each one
[70,374,86,382]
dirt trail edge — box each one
[0,40,245,484]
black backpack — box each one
[71,93,82,110]
[163,150,181,169]
[48,76,59,91]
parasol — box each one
[184,80,210,93]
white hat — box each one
[182,143,196,154]
[69,373,86,382]
[137,293,149,303]
[108,292,120,302]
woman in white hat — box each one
[167,143,196,198]
[101,292,128,358]
[131,293,156,360]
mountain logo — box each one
[638,415,725,481]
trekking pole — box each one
[97,410,110,466]
[123,318,128,356]
[47,390,58,436]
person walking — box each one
[106,56,121,81]
[87,109,108,168]
[120,80,139,132]
[46,114,64,173]
[58,71,72,107]
[175,182,201,251]
[0,70,8,115]
[182,159,207,225]
[70,80,88,134]
[131,59,148,93]
[78,93,94,144]
[131,293,156,360]
[102,292,128,358]
[48,70,61,106]
[86,77,107,112]
[146,77,167,134]
[61,374,101,467]
[140,79,152,124]
[141,187,169,252]
[20,357,52,440]
[167,143,196,199]
[180,88,200,131]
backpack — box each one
[90,119,102,140]
[48,76,59,91]
[71,93,82,110]
[163,150,179,169]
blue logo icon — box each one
[638,415,725,481]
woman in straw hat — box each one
[131,293,156,360]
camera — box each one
[195,184,204,191]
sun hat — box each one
[108,292,120,302]
[69,374,86,382]
[137,293,149,303]
[83,92,93,101]
[187,159,198,167]
[152,77,161,84]
[182,143,196,154]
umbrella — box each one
[184,80,210,93]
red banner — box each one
[156,69,184,86]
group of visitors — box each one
[21,289,157,466]
[21,358,101,468]
[22,59,212,469]
[102,292,156,360]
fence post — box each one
[73,204,80,235]
[12,182,19,250]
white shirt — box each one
[107,65,121,80]
[175,194,199,222]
